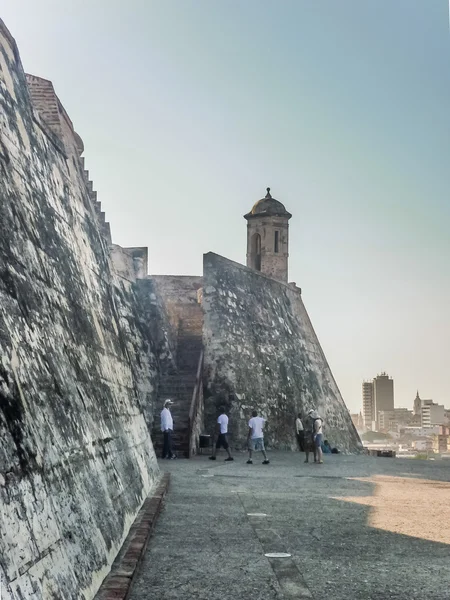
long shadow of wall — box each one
[267,459,450,600]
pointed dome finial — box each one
[245,187,291,219]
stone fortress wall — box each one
[202,253,361,453]
[0,16,361,600]
[149,275,203,334]
[0,20,167,600]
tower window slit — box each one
[251,233,262,271]
[274,231,279,253]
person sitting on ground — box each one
[322,439,332,454]
[304,409,318,464]
[209,406,234,461]
[247,410,270,465]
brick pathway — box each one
[95,474,170,600]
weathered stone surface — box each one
[0,20,162,600]
[202,253,361,452]
[144,276,203,457]
[129,455,450,600]
[149,275,203,335]
[95,474,170,600]
[0,14,363,597]
[134,279,178,384]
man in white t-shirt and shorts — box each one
[247,410,270,465]
[209,406,234,461]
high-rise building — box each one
[362,373,394,430]
[373,373,394,419]
[362,381,375,429]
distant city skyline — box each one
[2,1,449,413]
[360,371,449,436]
[361,371,448,414]
[362,374,448,410]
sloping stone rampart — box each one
[0,20,161,600]
[202,253,361,452]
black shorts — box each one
[216,433,229,450]
[305,435,315,448]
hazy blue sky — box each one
[2,1,449,413]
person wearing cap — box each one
[161,399,176,459]
[305,409,324,464]
[247,410,270,465]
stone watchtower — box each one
[244,188,292,283]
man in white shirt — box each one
[160,399,176,459]
[295,413,305,452]
[313,412,324,464]
[304,409,323,464]
[209,406,233,461]
[247,410,269,465]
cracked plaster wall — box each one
[202,253,362,453]
[0,21,162,600]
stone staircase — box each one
[152,304,203,458]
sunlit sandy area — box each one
[334,475,450,545]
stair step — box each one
[159,387,196,392]
[160,379,197,384]
[153,438,189,442]
[160,375,197,380]
[159,385,193,389]
[160,385,196,389]
[159,383,196,389]
[159,382,196,387]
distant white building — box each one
[421,402,445,428]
